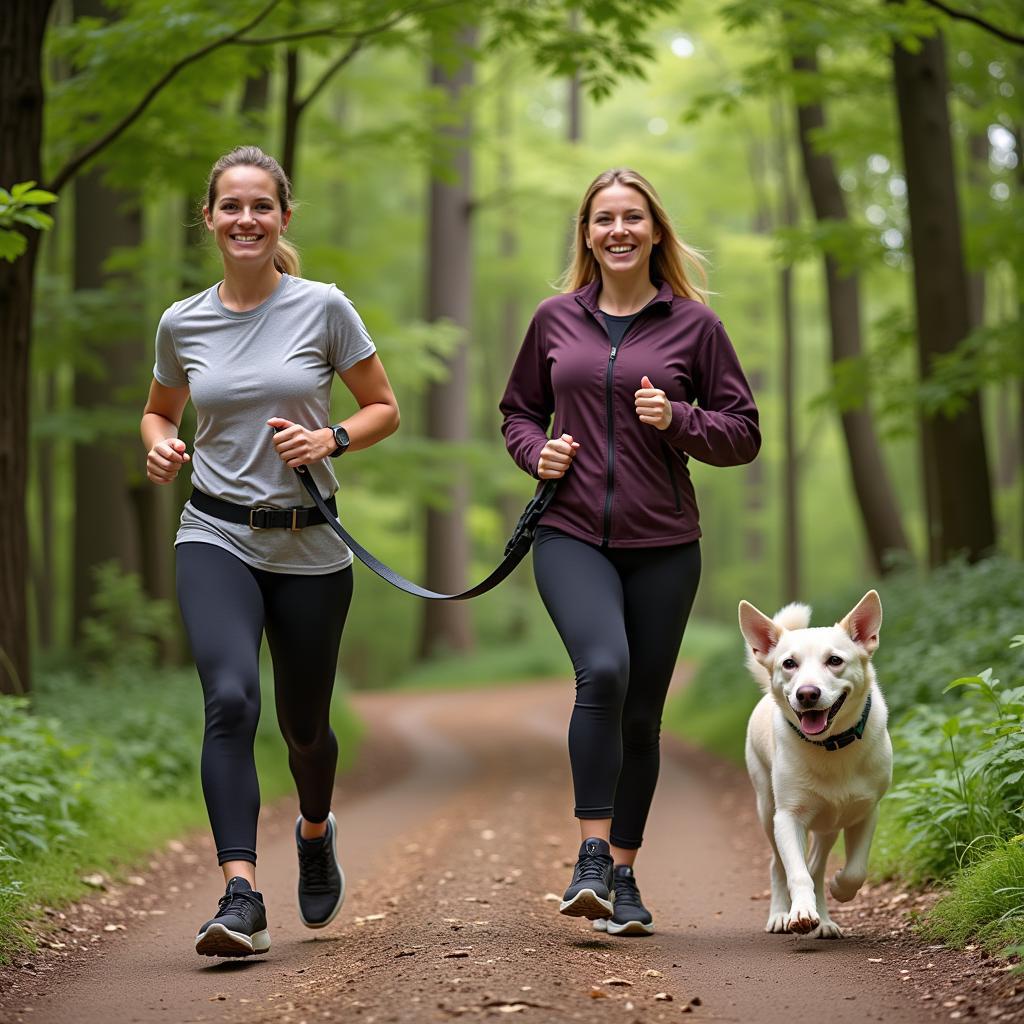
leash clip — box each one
[504,481,558,557]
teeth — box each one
[233,235,260,241]
[608,245,634,253]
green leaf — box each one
[943,676,983,694]
[9,181,38,198]
[0,229,27,262]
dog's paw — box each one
[784,903,820,935]
[808,920,844,940]
[829,872,863,903]
[764,912,789,934]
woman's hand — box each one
[537,433,580,480]
[635,375,672,431]
[146,439,190,484]
[267,417,334,468]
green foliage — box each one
[0,698,90,859]
[79,561,175,677]
[921,836,1024,954]
[0,182,58,262]
[886,658,1024,879]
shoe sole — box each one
[559,889,614,920]
[593,917,655,936]
[195,922,271,957]
[297,811,346,929]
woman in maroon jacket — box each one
[500,168,760,936]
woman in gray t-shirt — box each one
[140,145,400,959]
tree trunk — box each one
[71,165,144,635]
[0,0,54,694]
[418,27,476,659]
[774,101,800,600]
[281,48,300,184]
[892,24,996,564]
[792,50,911,574]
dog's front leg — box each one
[773,810,820,934]
[830,806,878,902]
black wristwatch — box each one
[329,424,350,458]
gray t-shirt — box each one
[153,274,376,574]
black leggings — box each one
[532,527,701,850]
[176,543,353,865]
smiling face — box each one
[584,182,662,283]
[203,165,291,269]
[770,628,867,738]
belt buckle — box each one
[248,505,274,530]
[289,508,301,532]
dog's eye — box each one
[781,658,797,670]
[827,655,844,667]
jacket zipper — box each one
[661,443,682,513]
[602,343,618,545]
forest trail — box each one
[1,680,975,1023]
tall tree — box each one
[419,24,476,658]
[791,47,911,574]
[0,0,55,694]
[891,20,996,563]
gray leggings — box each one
[532,527,701,850]
[176,542,352,865]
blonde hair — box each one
[205,145,300,277]
[560,168,708,303]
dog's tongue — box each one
[800,710,829,735]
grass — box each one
[0,664,360,962]
[921,838,1024,952]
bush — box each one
[80,561,174,676]
[0,697,91,858]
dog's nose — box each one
[796,685,821,707]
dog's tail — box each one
[744,602,813,692]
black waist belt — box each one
[190,488,337,531]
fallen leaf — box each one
[81,874,106,889]
[495,1007,525,1014]
[590,987,607,999]
[654,992,673,1001]
[543,893,560,902]
[396,949,417,958]
[602,977,632,986]
[867,957,884,963]
[444,949,471,958]
[642,969,663,978]
[103,924,125,932]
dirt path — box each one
[2,681,1019,1023]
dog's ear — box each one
[839,590,882,655]
[738,600,781,664]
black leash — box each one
[293,466,558,601]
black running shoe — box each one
[296,811,345,928]
[593,864,654,935]
[559,837,614,919]
[195,876,270,957]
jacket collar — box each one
[573,278,675,316]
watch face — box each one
[333,425,350,451]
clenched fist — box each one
[537,433,580,480]
[635,375,672,431]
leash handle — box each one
[294,463,557,601]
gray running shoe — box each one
[296,811,345,928]
[195,876,271,957]
[559,837,614,919]
[593,864,654,935]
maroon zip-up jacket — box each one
[499,280,761,548]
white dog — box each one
[738,591,892,939]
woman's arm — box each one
[141,379,191,484]
[665,321,761,467]
[499,316,555,479]
[268,353,400,468]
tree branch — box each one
[294,0,459,117]
[46,0,282,194]
[918,0,1024,46]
